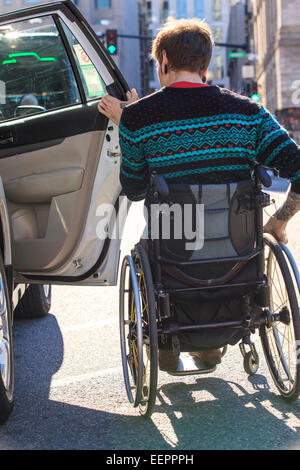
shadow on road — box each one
[1,313,300,450]
[155,374,300,450]
[0,314,164,450]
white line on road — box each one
[51,365,123,388]
[61,318,119,332]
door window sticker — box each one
[73,44,105,97]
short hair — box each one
[152,18,214,75]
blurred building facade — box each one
[226,1,247,94]
[0,0,144,96]
[146,0,239,91]
[138,0,151,96]
[252,0,300,143]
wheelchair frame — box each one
[119,167,300,418]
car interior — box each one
[0,15,114,274]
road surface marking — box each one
[61,318,118,332]
[51,365,123,388]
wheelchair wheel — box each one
[119,245,158,418]
[243,351,259,376]
[133,245,158,418]
[260,234,300,401]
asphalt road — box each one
[1,177,300,451]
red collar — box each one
[168,81,209,88]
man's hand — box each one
[263,216,288,244]
[98,88,138,126]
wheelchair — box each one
[119,166,300,419]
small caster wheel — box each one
[243,351,259,376]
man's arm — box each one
[264,188,300,243]
[118,109,149,201]
[255,107,300,243]
[275,189,300,222]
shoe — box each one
[190,349,222,368]
[158,349,179,372]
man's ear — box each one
[202,68,208,83]
[161,50,169,75]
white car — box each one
[0,0,130,422]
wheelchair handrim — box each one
[133,244,158,418]
[119,255,144,407]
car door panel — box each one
[4,167,84,204]
[0,1,130,285]
[0,102,107,157]
[3,130,107,271]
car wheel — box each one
[0,251,14,423]
[14,284,52,320]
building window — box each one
[160,1,169,24]
[177,0,187,19]
[95,0,111,8]
[194,0,204,18]
[212,25,222,49]
[147,1,152,23]
[212,55,223,79]
[149,59,155,82]
[212,0,222,21]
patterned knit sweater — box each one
[119,83,300,201]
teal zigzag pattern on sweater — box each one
[118,86,300,201]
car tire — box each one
[14,284,52,320]
[0,251,14,423]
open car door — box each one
[0,0,131,286]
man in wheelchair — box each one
[141,170,271,372]
[99,18,300,400]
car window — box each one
[58,19,106,101]
[0,16,81,122]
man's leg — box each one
[190,349,222,367]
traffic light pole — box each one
[97,32,248,51]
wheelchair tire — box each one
[119,255,144,408]
[243,351,259,376]
[119,247,158,418]
[260,234,300,402]
[133,244,158,419]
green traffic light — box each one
[251,93,260,102]
[108,44,116,54]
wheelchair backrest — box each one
[147,179,256,263]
